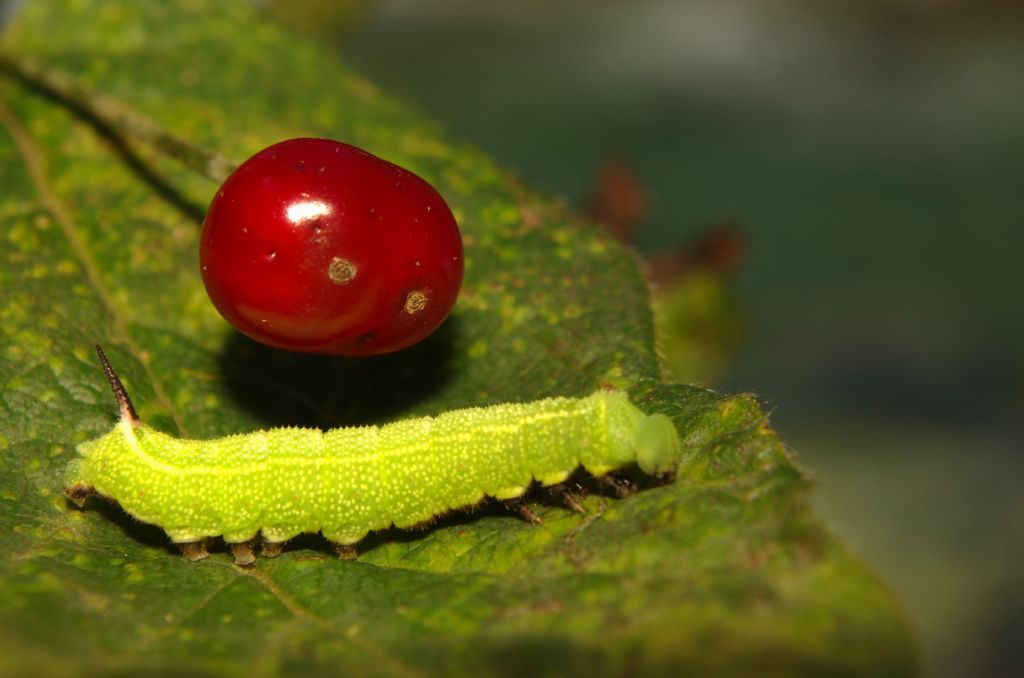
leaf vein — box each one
[0,95,189,436]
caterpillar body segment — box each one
[64,349,681,563]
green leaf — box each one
[0,1,913,675]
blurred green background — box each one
[313,1,1022,675]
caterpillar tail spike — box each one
[94,344,139,425]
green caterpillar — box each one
[64,347,680,565]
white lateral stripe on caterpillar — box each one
[113,404,598,475]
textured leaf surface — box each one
[0,2,913,675]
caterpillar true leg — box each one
[506,498,543,525]
[552,485,586,514]
[599,474,635,498]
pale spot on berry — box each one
[328,257,357,285]
[404,291,428,314]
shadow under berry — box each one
[217,313,461,429]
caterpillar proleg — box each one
[64,346,681,564]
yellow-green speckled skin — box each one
[65,391,679,545]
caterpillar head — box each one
[634,413,680,476]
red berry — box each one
[200,138,463,356]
